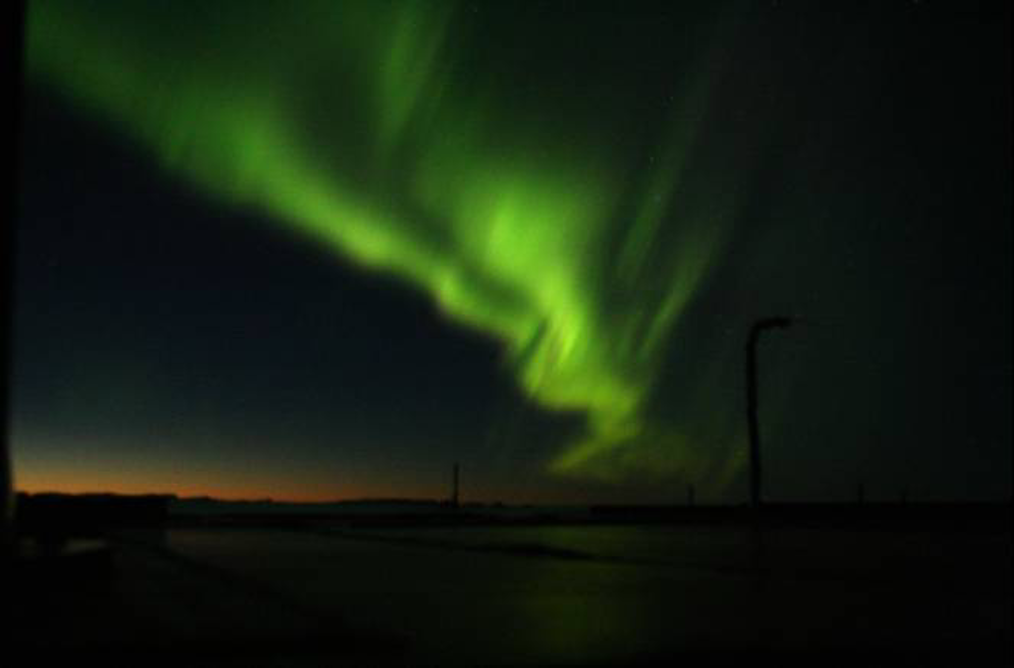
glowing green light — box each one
[26,0,738,480]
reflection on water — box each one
[167,525,1011,665]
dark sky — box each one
[13,1,1011,503]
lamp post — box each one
[745,316,793,509]
[452,463,459,508]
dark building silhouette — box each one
[0,0,26,557]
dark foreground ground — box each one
[5,506,1012,666]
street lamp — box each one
[745,316,793,509]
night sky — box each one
[13,1,1011,504]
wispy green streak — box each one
[26,0,737,479]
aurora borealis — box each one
[12,1,1012,502]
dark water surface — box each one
[165,524,1011,665]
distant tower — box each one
[745,317,793,509]
[452,463,459,508]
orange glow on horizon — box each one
[13,450,613,506]
[13,469,439,504]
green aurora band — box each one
[25,1,745,482]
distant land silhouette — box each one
[14,490,1012,539]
